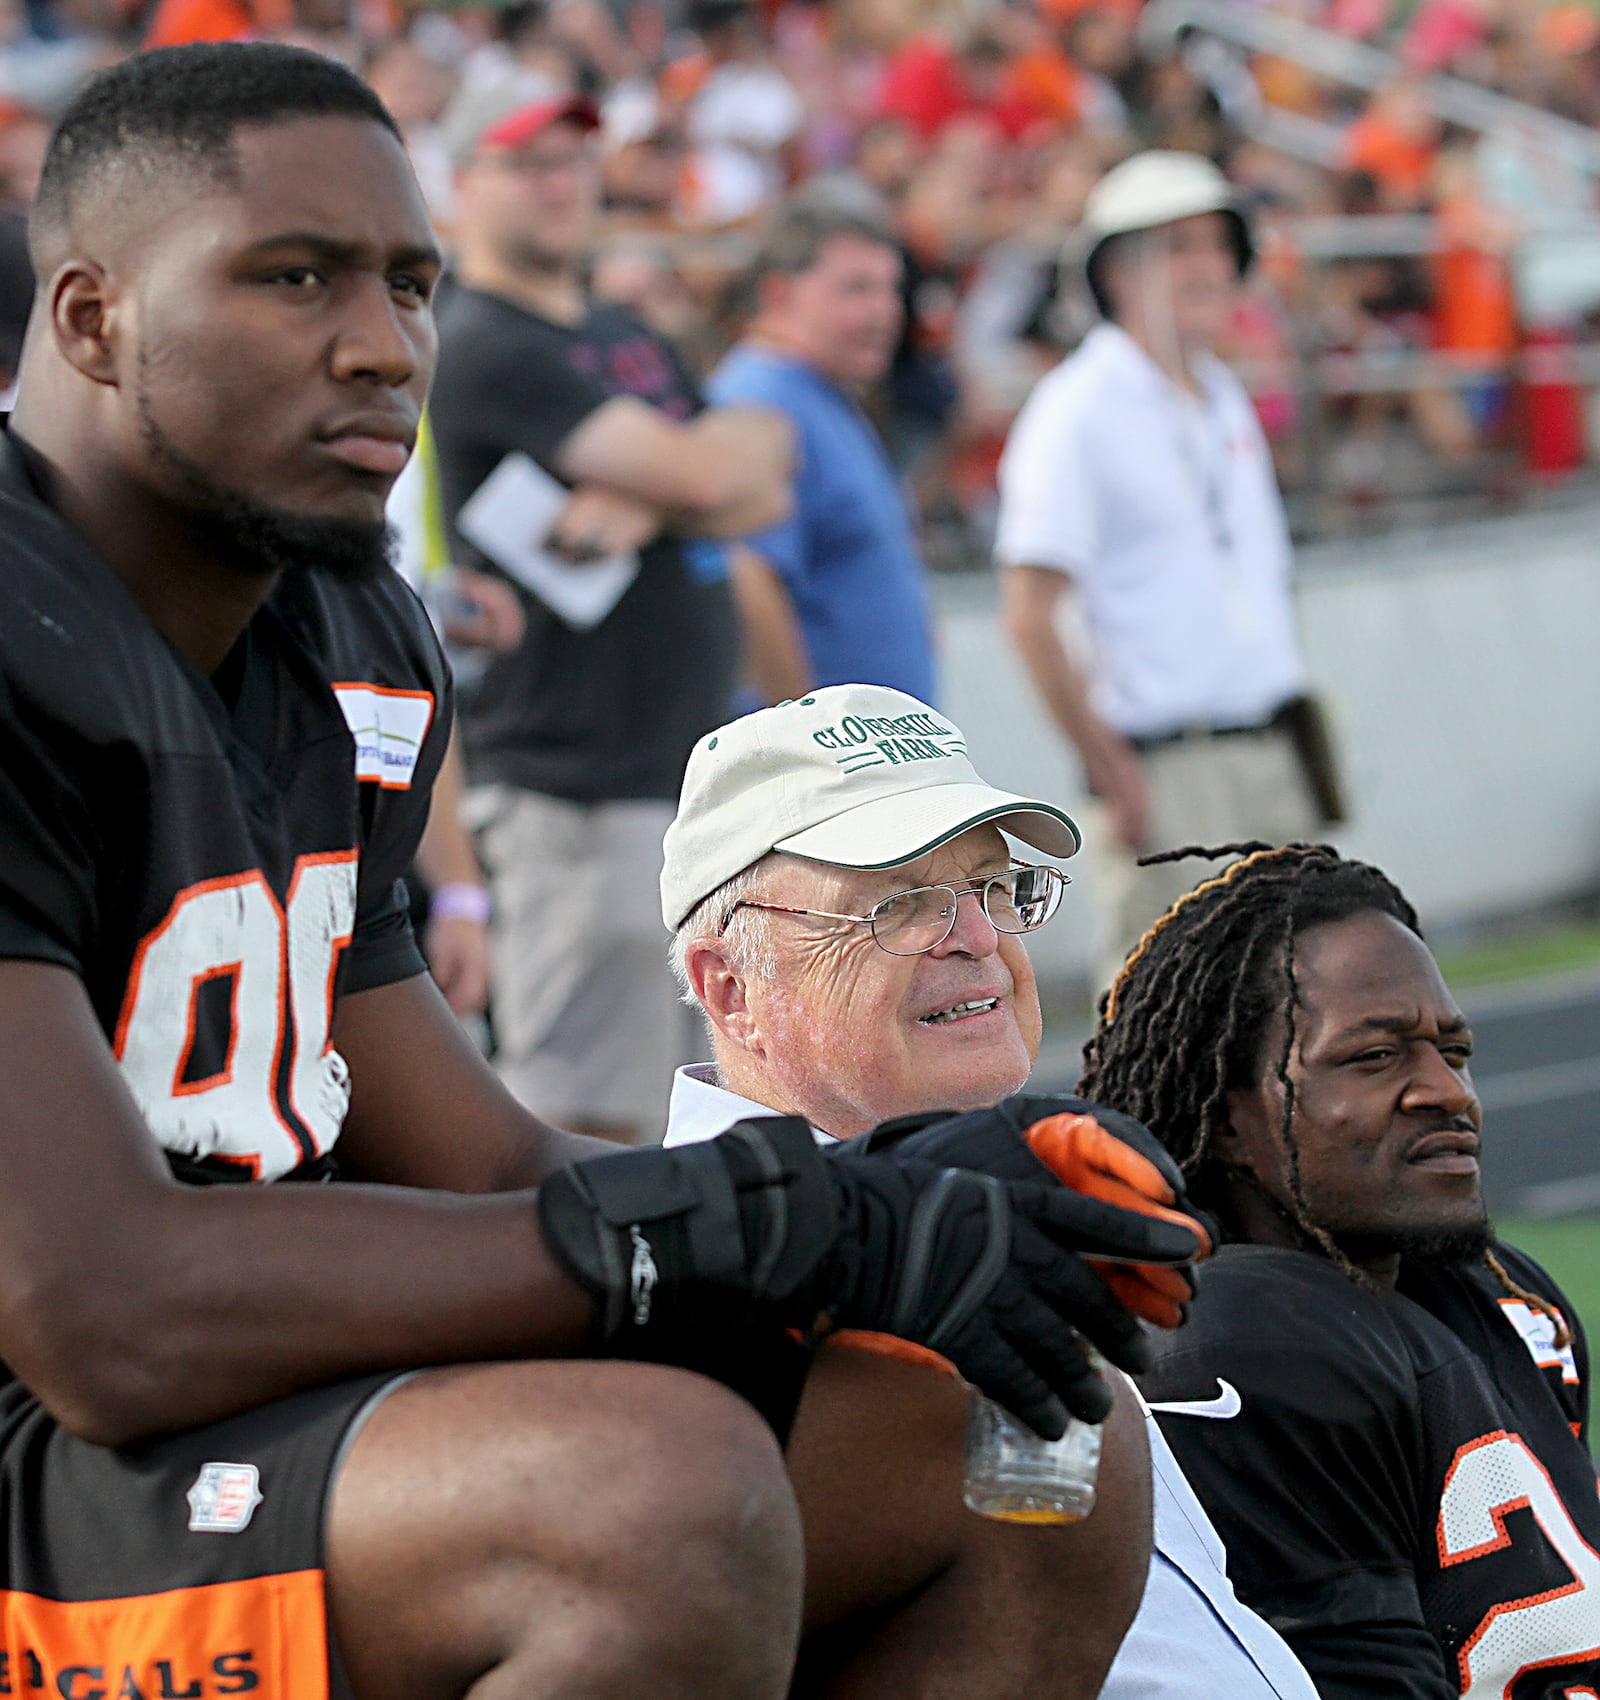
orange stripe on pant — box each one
[1,1569,328,1698]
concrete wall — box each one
[936,501,1600,989]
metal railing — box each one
[1233,210,1600,535]
[1139,0,1600,176]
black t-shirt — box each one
[0,429,448,1186]
[1141,1242,1600,1699]
[430,284,739,803]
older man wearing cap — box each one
[662,684,1321,1699]
[430,90,794,1140]
[996,151,1336,988]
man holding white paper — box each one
[430,93,792,1143]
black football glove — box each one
[816,1138,1201,1433]
[539,1118,838,1345]
[858,1093,1185,1192]
[857,1093,1216,1332]
[537,1114,1203,1439]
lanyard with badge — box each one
[1140,225,1262,643]
[1171,381,1262,642]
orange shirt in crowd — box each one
[143,0,290,48]
[1342,109,1437,205]
[1251,53,1322,116]
[1037,0,1142,19]
[1432,194,1517,358]
[659,50,712,107]
[1000,47,1083,130]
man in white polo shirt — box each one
[659,683,1320,1698]
[996,151,1331,987]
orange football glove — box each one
[857,1096,1212,1333]
[1023,1111,1212,1329]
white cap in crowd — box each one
[1070,149,1255,316]
[661,684,1081,929]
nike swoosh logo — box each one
[1147,1380,1242,1419]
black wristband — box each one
[537,1117,842,1347]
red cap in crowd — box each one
[474,94,602,157]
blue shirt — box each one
[707,345,937,705]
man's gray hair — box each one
[668,854,781,1010]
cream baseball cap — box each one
[661,685,1080,929]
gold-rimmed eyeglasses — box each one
[718,863,1069,957]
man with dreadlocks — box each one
[1081,841,1600,1699]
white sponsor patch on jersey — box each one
[187,1462,264,1533]
[1498,1297,1580,1386]
[332,682,435,789]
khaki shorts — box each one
[1089,728,1322,993]
[464,786,688,1135]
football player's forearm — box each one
[330,973,621,1192]
[0,965,617,1445]
[18,1180,593,1447]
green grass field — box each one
[1435,923,1600,989]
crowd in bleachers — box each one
[7,0,1600,538]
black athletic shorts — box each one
[0,1369,407,1700]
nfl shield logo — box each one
[186,1462,264,1533]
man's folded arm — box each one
[555,396,794,538]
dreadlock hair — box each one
[1078,841,1569,1345]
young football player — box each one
[0,41,1203,1700]
[1082,842,1598,1699]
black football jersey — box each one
[0,429,449,1184]
[1141,1242,1599,1699]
